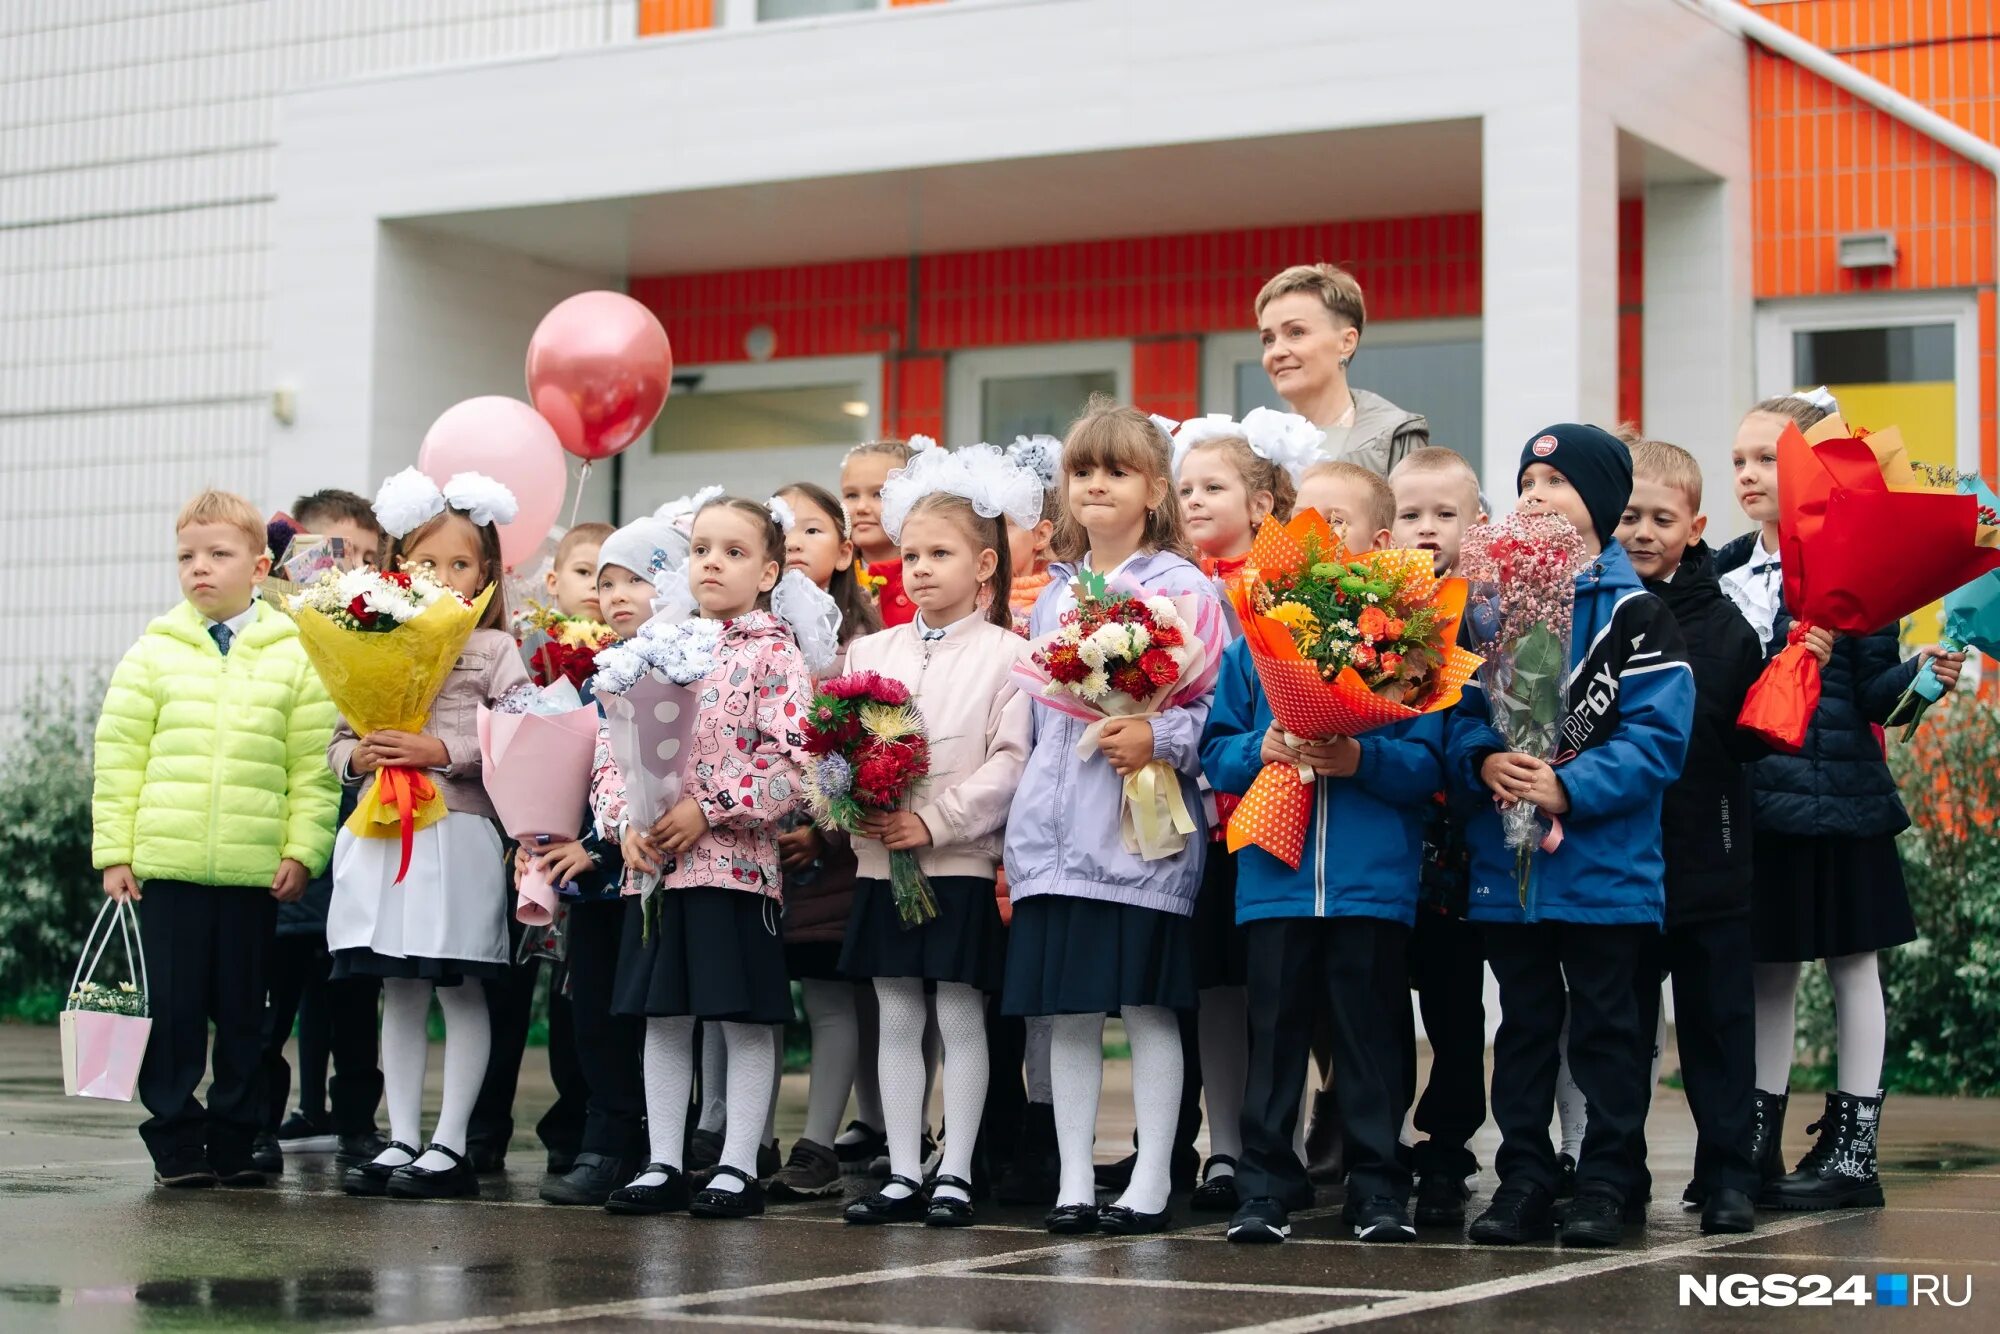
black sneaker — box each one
[276,1109,336,1149]
[833,1120,884,1175]
[1469,1185,1556,1245]
[689,1165,766,1219]
[768,1138,843,1200]
[249,1132,284,1176]
[540,1153,634,1207]
[1227,1196,1291,1244]
[153,1156,217,1189]
[1560,1188,1624,1247]
[1414,1171,1471,1227]
[1344,1195,1416,1243]
[335,1132,389,1171]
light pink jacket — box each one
[842,614,1034,883]
[590,611,812,900]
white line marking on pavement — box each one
[643,1315,1006,1333]
[960,1273,1410,1300]
[362,1236,1137,1332]
[1197,1211,1853,1333]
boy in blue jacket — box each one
[1201,498,1447,1244]
[1452,424,1694,1248]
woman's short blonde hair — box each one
[1254,262,1367,335]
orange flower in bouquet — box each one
[1737,414,2000,752]
[1223,509,1483,868]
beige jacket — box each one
[843,614,1033,883]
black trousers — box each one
[564,898,645,1160]
[135,883,275,1168]
[260,935,383,1136]
[467,938,589,1162]
[1239,917,1412,1209]
[1396,912,1487,1178]
[1636,915,1758,1197]
[1482,921,1651,1204]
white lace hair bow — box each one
[1005,434,1062,490]
[767,494,798,533]
[879,441,1047,543]
[1167,410,1324,484]
[771,569,841,673]
[374,467,519,540]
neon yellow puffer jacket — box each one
[92,599,340,885]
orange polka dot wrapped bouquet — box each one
[1224,510,1483,869]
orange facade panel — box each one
[637,0,713,36]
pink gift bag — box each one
[59,899,152,1102]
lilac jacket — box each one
[1002,550,1223,917]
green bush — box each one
[0,679,103,1022]
[1794,693,2000,1095]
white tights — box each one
[876,978,987,1202]
[377,977,489,1172]
[631,1016,774,1190]
[1754,952,1886,1097]
[799,979,859,1147]
[1050,1006,1182,1216]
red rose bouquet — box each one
[801,670,935,926]
[517,600,617,690]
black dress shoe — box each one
[342,1141,420,1197]
[387,1143,480,1200]
[1701,1187,1757,1235]
[1559,1189,1624,1247]
[845,1175,929,1225]
[541,1153,634,1206]
[1099,1204,1173,1235]
[153,1157,217,1189]
[467,1141,508,1175]
[605,1164,690,1215]
[336,1132,389,1171]
[1415,1171,1472,1227]
[689,1164,766,1218]
[925,1175,976,1228]
[212,1162,270,1188]
[1044,1202,1099,1234]
[1190,1157,1239,1213]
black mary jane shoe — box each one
[689,1164,766,1219]
[1044,1202,1099,1234]
[845,1174,930,1225]
[924,1175,977,1228]
[342,1141,420,1197]
[605,1163,691,1215]
[387,1143,480,1200]
[1190,1157,1240,1213]
[1099,1204,1173,1236]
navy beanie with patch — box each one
[1517,423,1633,545]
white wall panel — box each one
[0,0,623,709]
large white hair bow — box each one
[879,442,1047,543]
[374,467,519,539]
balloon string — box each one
[567,461,592,529]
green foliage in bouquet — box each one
[0,680,102,1023]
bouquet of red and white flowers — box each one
[517,600,617,690]
[801,671,935,927]
[291,565,463,631]
[1015,566,1226,860]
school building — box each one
[1,0,1996,702]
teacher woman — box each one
[1255,263,1429,477]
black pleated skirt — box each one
[1189,847,1247,990]
[839,875,1006,992]
[1751,831,1915,963]
[329,947,506,988]
[1001,893,1196,1016]
[611,886,792,1024]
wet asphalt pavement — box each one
[3,1024,1997,1333]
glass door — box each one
[1755,294,1979,641]
[946,341,1131,447]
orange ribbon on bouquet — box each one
[354,765,439,885]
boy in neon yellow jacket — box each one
[92,490,339,1188]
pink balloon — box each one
[418,396,568,571]
[525,291,674,463]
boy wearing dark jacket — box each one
[1202,629,1446,1246]
[1616,440,1798,1236]
[1451,425,1694,1248]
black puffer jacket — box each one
[1715,533,1919,839]
[1647,542,1768,924]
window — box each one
[947,341,1132,446]
[1203,321,1484,479]
[652,384,869,454]
[757,0,875,18]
